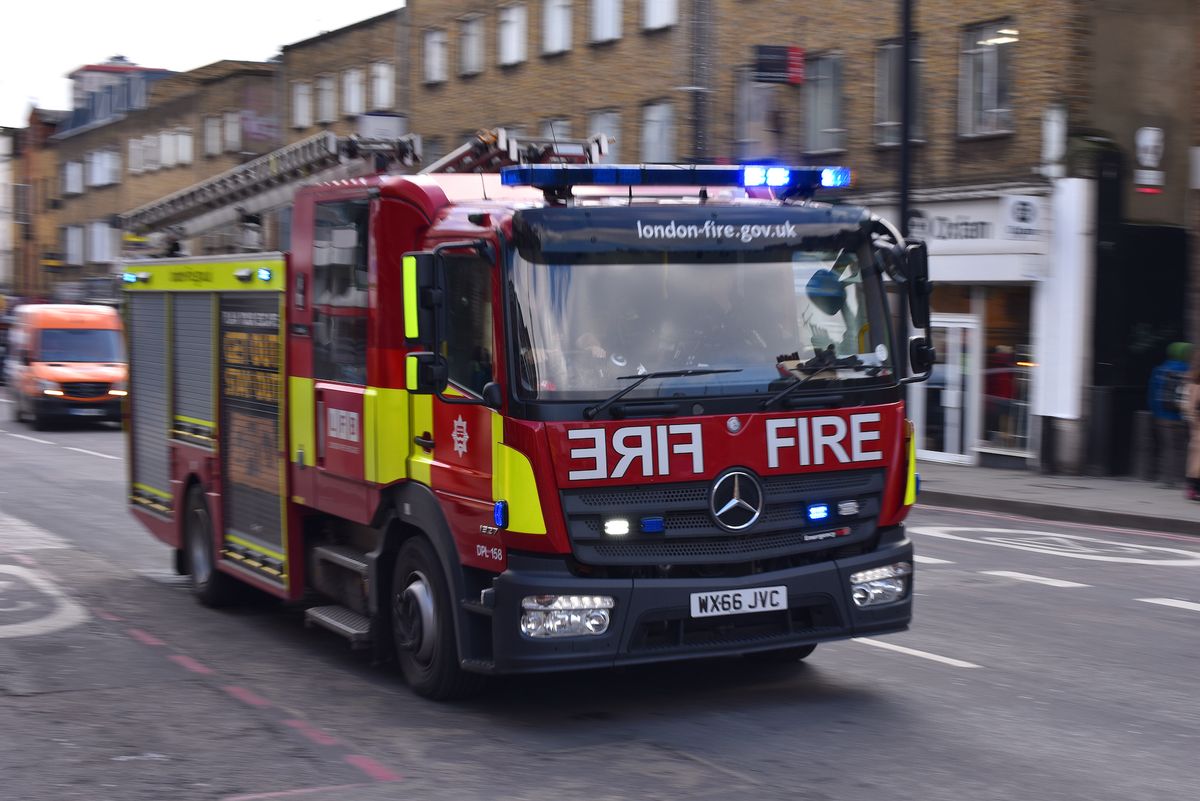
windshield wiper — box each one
[583,368,742,420]
[760,347,875,410]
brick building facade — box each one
[11,108,68,297]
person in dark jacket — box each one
[1147,341,1191,486]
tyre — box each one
[391,537,483,700]
[184,484,241,607]
[744,643,817,663]
[30,410,48,431]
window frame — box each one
[203,115,221,157]
[424,28,449,84]
[316,75,337,124]
[342,68,365,116]
[804,52,846,155]
[588,109,620,162]
[459,15,485,76]
[293,80,313,128]
[498,4,528,67]
[642,0,677,31]
[543,0,573,56]
[874,39,924,146]
[370,62,394,110]
[959,19,1016,138]
[223,111,242,152]
[312,199,371,386]
[640,101,675,162]
[590,0,622,43]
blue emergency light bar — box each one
[500,164,853,194]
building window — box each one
[65,226,84,266]
[543,0,572,55]
[735,69,780,160]
[498,5,528,66]
[86,152,102,186]
[293,81,313,128]
[643,0,676,30]
[64,161,84,195]
[875,40,923,145]
[460,16,484,76]
[313,200,369,385]
[317,76,336,123]
[588,109,619,161]
[641,102,674,162]
[342,68,365,115]
[144,133,161,169]
[805,54,844,153]
[424,29,449,83]
[591,0,621,42]
[370,63,394,109]
[541,118,571,139]
[204,116,221,156]
[177,128,193,164]
[129,138,143,174]
[88,221,117,264]
[224,112,242,152]
[161,130,178,167]
[960,21,1016,136]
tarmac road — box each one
[1,401,1198,801]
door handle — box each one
[316,393,326,465]
[414,432,434,451]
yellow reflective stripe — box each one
[409,393,433,485]
[174,414,214,427]
[363,386,410,485]
[403,255,419,339]
[122,255,286,292]
[225,533,286,562]
[133,482,172,501]
[904,419,917,506]
[289,377,315,467]
[406,355,419,391]
[491,412,547,535]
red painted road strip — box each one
[168,654,215,675]
[344,754,403,782]
[223,685,273,708]
[13,553,37,566]
[283,719,340,746]
[94,609,124,622]
[127,628,165,647]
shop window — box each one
[443,255,495,395]
[981,285,1032,452]
[313,200,369,385]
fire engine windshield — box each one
[509,245,895,403]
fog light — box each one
[520,595,614,638]
[837,500,860,516]
[604,518,630,536]
[849,562,912,608]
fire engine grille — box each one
[61,382,110,398]
[561,469,884,567]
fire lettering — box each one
[568,423,705,481]
[766,412,883,468]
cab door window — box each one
[443,255,494,395]
[313,200,369,384]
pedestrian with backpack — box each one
[1147,341,1191,487]
[1183,350,1200,502]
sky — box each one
[1,0,406,128]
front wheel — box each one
[391,538,483,700]
[184,485,240,607]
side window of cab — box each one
[312,200,369,385]
[442,254,494,395]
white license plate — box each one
[689,585,788,619]
[69,408,104,417]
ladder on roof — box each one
[118,127,610,248]
[419,127,609,174]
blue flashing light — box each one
[820,167,854,189]
[493,500,509,529]
[807,503,831,523]
[501,164,852,194]
[915,474,921,497]
[639,516,666,534]
[121,272,138,284]
[256,267,273,282]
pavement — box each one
[916,460,1199,535]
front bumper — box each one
[32,396,122,420]
[488,526,912,674]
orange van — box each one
[5,304,127,428]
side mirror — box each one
[405,352,448,395]
[805,269,847,315]
[909,336,936,376]
[904,240,932,330]
[402,251,442,347]
[481,381,503,410]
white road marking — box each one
[980,570,1089,588]
[1136,598,1200,613]
[914,555,954,565]
[0,509,71,553]
[63,446,120,460]
[911,526,1200,566]
[851,637,981,668]
[3,432,55,445]
[0,398,12,403]
[0,564,89,638]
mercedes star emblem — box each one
[709,469,764,531]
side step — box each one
[305,605,372,649]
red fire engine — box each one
[122,130,934,698]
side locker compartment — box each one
[127,292,173,517]
[216,290,291,597]
[171,293,216,445]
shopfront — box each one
[879,192,1050,466]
